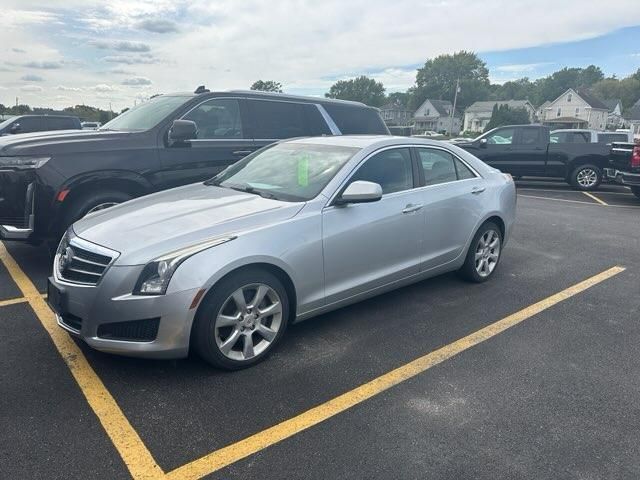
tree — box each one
[386,91,410,106]
[409,51,490,111]
[325,76,386,106]
[250,80,283,93]
[484,104,531,132]
[490,78,536,101]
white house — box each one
[535,101,551,122]
[603,99,626,129]
[540,89,608,130]
[412,99,461,135]
[629,99,640,140]
[379,101,413,126]
[463,100,535,133]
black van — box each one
[0,87,388,245]
[0,115,81,135]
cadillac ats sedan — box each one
[48,136,516,369]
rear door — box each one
[414,147,485,270]
[510,126,547,176]
[158,97,255,188]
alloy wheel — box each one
[214,283,283,362]
[475,229,501,278]
[576,168,598,188]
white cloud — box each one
[20,84,43,92]
[21,74,44,81]
[495,63,555,73]
[137,19,179,33]
[122,76,152,85]
[90,40,151,52]
[57,85,83,92]
[89,84,118,93]
[102,55,159,65]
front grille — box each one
[60,313,83,331]
[57,240,116,286]
[0,216,27,228]
[97,318,160,342]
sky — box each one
[1,0,640,111]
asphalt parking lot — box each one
[1,180,640,480]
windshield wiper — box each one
[224,183,278,200]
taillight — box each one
[632,146,640,168]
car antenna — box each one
[194,85,210,94]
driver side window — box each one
[485,128,514,145]
[350,148,413,195]
[183,98,243,139]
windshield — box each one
[99,95,190,131]
[0,117,17,130]
[210,143,360,202]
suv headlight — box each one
[133,236,236,295]
[0,156,51,170]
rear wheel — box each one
[458,222,503,283]
[193,268,289,370]
[569,164,602,191]
[631,186,640,199]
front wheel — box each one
[569,164,602,191]
[631,186,640,200]
[458,222,503,283]
[193,268,289,370]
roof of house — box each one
[414,98,457,116]
[602,99,622,112]
[537,101,551,110]
[465,100,532,113]
[574,90,608,110]
[380,102,411,111]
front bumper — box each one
[0,178,35,240]
[604,168,640,187]
[50,262,201,359]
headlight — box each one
[0,156,51,170]
[133,236,236,295]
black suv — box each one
[0,87,388,245]
[0,115,81,135]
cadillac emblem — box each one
[59,246,74,274]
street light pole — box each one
[450,78,459,135]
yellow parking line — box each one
[0,296,28,308]
[583,192,608,206]
[166,265,626,480]
[0,243,164,480]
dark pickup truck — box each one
[456,124,611,191]
[605,142,640,199]
[0,87,388,247]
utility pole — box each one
[449,78,459,136]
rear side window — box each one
[304,104,332,136]
[322,104,388,134]
[519,128,541,145]
[455,158,477,179]
[569,132,590,143]
[183,98,243,139]
[597,133,626,144]
[485,128,514,145]
[417,148,477,185]
[249,100,309,139]
[351,148,413,194]
[47,117,78,130]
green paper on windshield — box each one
[297,156,309,186]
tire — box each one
[458,222,503,283]
[569,164,602,191]
[193,268,290,370]
[631,186,640,200]
[58,190,133,235]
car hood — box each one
[0,129,142,156]
[72,183,305,265]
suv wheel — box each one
[569,164,602,191]
[193,268,289,370]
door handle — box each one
[402,203,423,214]
[471,187,486,195]
[232,150,252,156]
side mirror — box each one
[168,119,197,145]
[337,180,382,205]
[10,124,21,134]
[479,138,488,148]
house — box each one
[629,99,640,140]
[603,99,626,128]
[412,99,461,134]
[463,100,535,133]
[379,102,412,126]
[540,88,608,130]
[535,101,551,122]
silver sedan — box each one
[48,136,516,369]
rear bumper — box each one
[604,168,640,187]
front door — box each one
[322,147,424,305]
[476,127,522,175]
[157,97,256,189]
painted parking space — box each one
[515,178,640,208]
[1,192,639,479]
